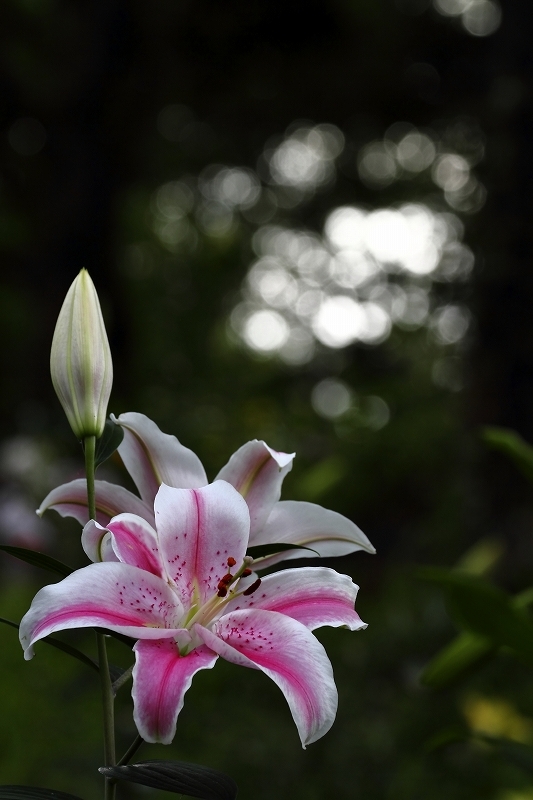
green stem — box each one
[84,435,97,520]
[97,631,116,768]
[85,435,116,800]
[112,663,134,695]
[117,734,144,767]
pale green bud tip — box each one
[50,269,113,440]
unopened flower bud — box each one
[50,269,113,439]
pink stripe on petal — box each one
[132,639,217,744]
[19,562,184,658]
[30,604,180,641]
[106,514,163,577]
[114,412,208,506]
[225,567,366,631]
[215,441,294,536]
[155,482,249,606]
[196,609,337,747]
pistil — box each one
[185,555,256,629]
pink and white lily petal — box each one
[105,514,163,577]
[215,440,295,536]
[252,500,376,569]
[196,609,337,747]
[155,482,249,607]
[225,567,366,632]
[38,478,155,527]
[81,520,118,563]
[19,562,185,659]
[132,639,218,744]
[113,412,208,506]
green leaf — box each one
[425,724,470,752]
[482,426,533,484]
[293,456,345,500]
[419,568,533,664]
[0,787,83,800]
[99,761,237,800]
[420,583,533,689]
[34,637,99,673]
[111,664,133,695]
[484,736,533,775]
[0,617,19,634]
[109,664,126,684]
[0,616,99,673]
[515,586,533,610]
[455,537,504,577]
[247,542,320,560]
[0,546,73,578]
[420,630,495,689]
[93,418,124,470]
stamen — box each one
[217,586,228,598]
[227,557,236,567]
[241,568,252,577]
[243,578,261,596]
[231,555,254,582]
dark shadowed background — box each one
[1,1,533,798]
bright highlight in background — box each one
[145,114,480,371]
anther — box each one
[217,586,228,597]
[241,568,252,577]
[243,578,261,596]
[227,557,236,567]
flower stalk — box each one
[85,434,116,800]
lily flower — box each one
[38,412,375,568]
[21,481,366,747]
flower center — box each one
[177,556,262,654]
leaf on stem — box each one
[0,546,73,578]
[99,760,237,800]
[0,616,98,673]
[0,786,84,800]
[425,724,470,752]
[419,568,533,664]
[247,542,319,560]
[482,426,533,484]
[486,735,533,774]
[420,630,496,689]
[109,664,126,684]
[420,577,533,688]
[426,730,533,775]
[93,417,124,470]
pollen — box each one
[243,578,262,596]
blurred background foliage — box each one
[1,0,533,798]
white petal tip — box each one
[263,442,295,468]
